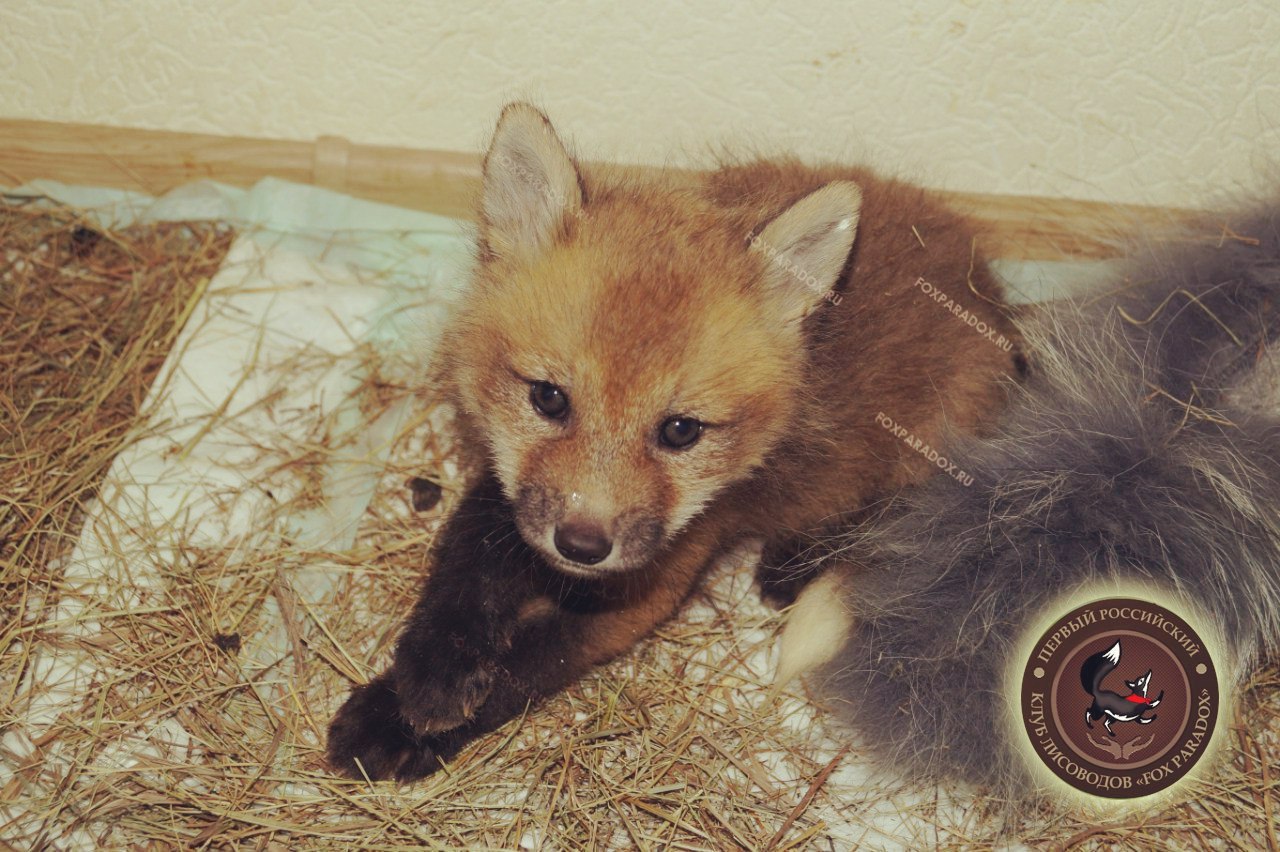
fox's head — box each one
[443,103,861,577]
[1126,670,1153,697]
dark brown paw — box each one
[755,538,823,609]
[325,673,446,782]
[758,571,808,609]
[394,648,497,735]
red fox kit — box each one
[326,102,1023,781]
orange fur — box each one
[439,104,1021,650]
[327,103,1025,782]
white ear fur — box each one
[481,102,583,260]
[750,181,862,321]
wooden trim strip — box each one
[0,118,1194,260]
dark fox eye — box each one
[530,381,569,419]
[659,416,702,449]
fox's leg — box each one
[389,538,718,779]
[327,470,543,778]
[755,533,826,608]
[1085,708,1094,729]
[393,498,723,740]
[327,477,725,781]
[388,470,555,735]
[1104,717,1116,736]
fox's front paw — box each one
[326,673,446,782]
[756,537,822,609]
[393,635,498,735]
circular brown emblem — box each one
[1019,597,1219,799]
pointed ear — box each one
[480,102,583,261]
[749,181,862,321]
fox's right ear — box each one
[480,102,584,261]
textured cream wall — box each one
[2,1,1277,207]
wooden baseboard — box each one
[0,118,1194,260]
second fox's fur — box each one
[782,202,1280,799]
[326,103,1022,780]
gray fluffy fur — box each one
[813,203,1280,797]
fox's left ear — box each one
[750,181,862,322]
[480,102,584,262]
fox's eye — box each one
[530,381,569,419]
[659,416,702,449]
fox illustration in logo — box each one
[1081,641,1163,736]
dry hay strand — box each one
[1,195,1277,851]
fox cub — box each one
[326,103,1023,781]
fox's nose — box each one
[553,521,613,565]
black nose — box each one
[553,521,613,565]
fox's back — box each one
[701,159,1023,533]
